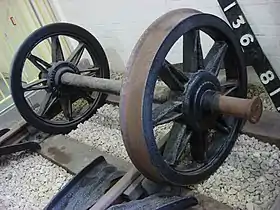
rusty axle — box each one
[61,72,170,103]
[61,72,262,124]
[214,95,263,124]
[61,72,122,95]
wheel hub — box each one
[182,70,221,131]
[47,61,79,92]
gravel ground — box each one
[247,84,276,112]
[67,83,280,210]
[0,152,72,210]
[0,74,278,210]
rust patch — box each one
[47,146,71,164]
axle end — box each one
[247,96,263,124]
[216,95,263,124]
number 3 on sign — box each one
[232,15,246,29]
[231,15,254,46]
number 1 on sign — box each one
[224,1,236,12]
[270,87,280,97]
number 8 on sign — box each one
[260,70,275,85]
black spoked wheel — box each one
[120,9,247,186]
[11,23,110,134]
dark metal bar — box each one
[61,72,170,103]
[0,120,29,146]
[183,32,196,73]
[0,142,41,156]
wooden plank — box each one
[242,110,280,147]
[40,135,232,210]
[0,120,27,146]
[39,135,132,174]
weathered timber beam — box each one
[242,110,280,148]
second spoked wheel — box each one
[10,23,110,134]
[120,9,254,186]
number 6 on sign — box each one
[240,34,254,46]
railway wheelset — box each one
[10,8,263,188]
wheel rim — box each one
[11,24,109,132]
[120,9,247,186]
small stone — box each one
[5,174,12,181]
[251,170,261,177]
[265,146,272,152]
[265,174,275,181]
[246,202,261,210]
[254,190,261,196]
[260,162,269,170]
[271,152,279,159]
[244,172,250,179]
[258,176,266,183]
[253,152,261,158]
[248,178,255,183]
[247,186,256,193]
[268,183,276,192]
[275,171,280,178]
[233,185,242,191]
[255,144,261,150]
[228,189,237,195]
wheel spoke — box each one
[27,54,51,73]
[205,41,228,76]
[159,61,188,91]
[163,123,192,165]
[67,42,85,66]
[60,96,73,120]
[183,30,204,73]
[152,100,183,126]
[23,79,48,91]
[51,36,64,62]
[79,91,96,104]
[190,131,209,163]
[215,116,231,134]
[38,92,58,117]
[79,66,100,74]
[221,80,239,95]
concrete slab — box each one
[270,194,280,210]
[39,135,132,174]
[242,110,280,148]
[190,193,233,210]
